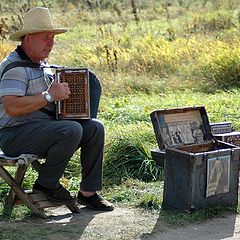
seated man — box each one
[0,7,113,211]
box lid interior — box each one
[150,106,212,150]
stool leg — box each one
[31,160,42,173]
[0,166,47,218]
[3,164,27,216]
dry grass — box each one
[0,42,14,60]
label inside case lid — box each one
[150,106,212,149]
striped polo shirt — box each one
[0,46,55,129]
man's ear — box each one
[24,34,31,42]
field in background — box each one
[1,0,240,223]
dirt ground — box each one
[0,205,240,240]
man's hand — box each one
[48,82,71,101]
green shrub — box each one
[196,43,240,89]
[104,129,162,184]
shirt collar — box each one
[15,45,32,61]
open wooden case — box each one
[150,106,240,211]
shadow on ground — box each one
[0,206,98,240]
[0,206,158,240]
[139,212,239,240]
[0,206,239,240]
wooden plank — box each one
[29,192,80,212]
[35,201,63,209]
[14,195,63,209]
[19,191,79,212]
[14,192,47,204]
[29,192,48,202]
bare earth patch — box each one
[0,206,240,240]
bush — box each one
[104,128,162,185]
[184,10,236,34]
[196,42,240,89]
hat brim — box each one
[9,28,68,41]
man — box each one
[0,7,114,211]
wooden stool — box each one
[0,152,80,218]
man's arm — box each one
[2,82,70,117]
[2,94,47,116]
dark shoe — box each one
[33,181,75,204]
[77,191,114,211]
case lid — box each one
[150,106,212,150]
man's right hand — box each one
[48,82,71,101]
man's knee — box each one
[61,120,83,141]
[79,119,105,143]
[89,119,105,139]
[94,119,105,134]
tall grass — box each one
[0,42,14,60]
[103,125,162,184]
[47,7,240,94]
[1,5,240,93]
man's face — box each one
[24,32,55,62]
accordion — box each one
[55,68,90,119]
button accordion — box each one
[55,68,90,119]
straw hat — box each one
[9,7,67,41]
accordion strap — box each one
[0,60,41,79]
[0,60,63,79]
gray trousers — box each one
[0,118,105,191]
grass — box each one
[159,206,238,225]
[99,90,240,129]
[1,0,240,224]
